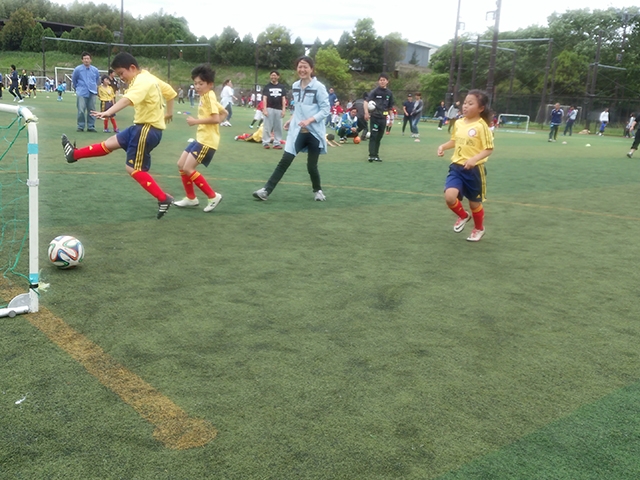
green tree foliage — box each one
[420,72,448,110]
[257,25,298,69]
[382,32,407,70]
[315,46,351,94]
[21,21,45,52]
[1,7,36,50]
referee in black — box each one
[364,73,394,162]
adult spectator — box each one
[446,100,460,133]
[354,92,368,139]
[72,52,100,132]
[262,70,287,149]
[563,106,577,136]
[401,93,414,136]
[337,107,359,141]
[326,87,338,125]
[411,93,424,137]
[8,65,23,102]
[434,101,447,130]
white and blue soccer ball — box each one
[48,235,85,269]
[367,100,377,112]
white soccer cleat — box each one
[453,212,470,233]
[174,197,200,207]
[466,228,485,242]
[204,193,223,212]
[314,190,326,201]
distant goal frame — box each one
[497,114,533,134]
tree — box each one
[256,25,294,68]
[315,46,351,94]
[349,18,383,73]
[420,73,448,111]
[1,7,36,50]
[21,21,45,52]
[382,32,407,71]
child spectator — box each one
[98,75,119,133]
[337,107,359,142]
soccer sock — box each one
[131,170,166,201]
[448,199,468,219]
[104,119,109,130]
[179,170,196,199]
[111,118,118,130]
[74,142,110,160]
[472,204,484,231]
[190,171,216,198]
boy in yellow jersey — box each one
[98,75,119,133]
[173,64,226,212]
[61,52,176,219]
[437,90,494,242]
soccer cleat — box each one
[314,190,326,201]
[157,194,174,219]
[18,99,24,103]
[627,151,634,158]
[174,196,200,207]
[204,193,223,212]
[373,157,382,162]
[453,212,471,233]
[114,129,120,133]
[368,156,374,162]
[61,134,77,163]
[104,129,110,133]
[263,144,270,149]
[466,228,486,242]
[253,188,269,201]
[250,125,254,129]
[273,145,282,150]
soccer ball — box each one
[367,100,376,112]
[353,136,361,144]
[48,235,84,269]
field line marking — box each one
[2,282,216,450]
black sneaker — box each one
[373,157,382,162]
[368,156,374,162]
[61,134,77,163]
[157,194,174,219]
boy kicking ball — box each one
[61,52,176,219]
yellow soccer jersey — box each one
[450,118,494,166]
[98,84,115,102]
[123,70,176,130]
[197,90,222,149]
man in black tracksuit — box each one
[364,73,394,162]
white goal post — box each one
[497,114,531,133]
[0,104,39,318]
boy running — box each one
[61,52,176,219]
[173,64,225,212]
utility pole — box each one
[446,0,463,106]
[485,0,502,107]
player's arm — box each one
[463,148,493,170]
[437,140,455,157]
[92,96,132,118]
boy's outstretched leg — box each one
[61,134,117,163]
[130,169,173,219]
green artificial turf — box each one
[1,93,640,479]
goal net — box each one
[0,104,39,318]
[497,114,531,133]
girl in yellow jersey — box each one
[437,90,494,242]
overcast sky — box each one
[52,0,634,46]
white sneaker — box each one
[174,196,199,207]
[204,193,223,212]
[253,188,269,201]
[18,99,24,103]
[437,127,442,130]
[314,190,326,201]
[627,151,634,158]
[453,212,470,233]
[466,228,485,242]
